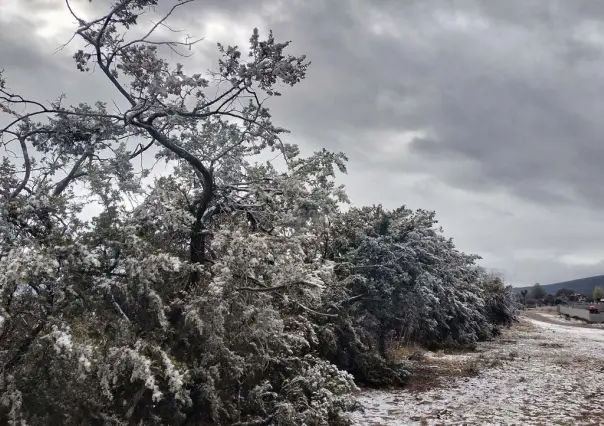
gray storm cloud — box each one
[3,0,604,286]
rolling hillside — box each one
[515,274,604,296]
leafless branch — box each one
[129,138,156,159]
[108,0,198,64]
[293,301,338,318]
[237,275,325,293]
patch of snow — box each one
[423,352,474,362]
[354,318,604,425]
[540,311,604,329]
[525,318,604,341]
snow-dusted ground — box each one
[539,311,604,329]
[353,318,604,425]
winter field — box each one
[354,314,604,425]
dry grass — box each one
[534,306,558,314]
[388,343,425,362]
[537,342,564,348]
[402,354,486,392]
[387,342,483,393]
[514,318,538,332]
[550,352,601,369]
[386,324,533,394]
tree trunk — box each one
[187,218,206,289]
[378,325,387,358]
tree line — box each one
[521,283,604,306]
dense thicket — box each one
[315,206,517,386]
[0,1,517,424]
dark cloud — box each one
[190,0,604,210]
[4,0,604,286]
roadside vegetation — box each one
[0,1,517,424]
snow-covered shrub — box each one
[323,206,517,383]
[479,274,519,334]
[316,315,411,386]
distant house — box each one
[568,293,586,302]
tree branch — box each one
[293,301,338,318]
[8,136,30,199]
[108,0,198,65]
[53,151,91,196]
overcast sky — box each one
[4,0,604,286]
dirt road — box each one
[523,310,597,328]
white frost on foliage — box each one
[0,247,58,285]
[82,250,101,268]
[159,350,188,403]
[210,228,333,306]
[47,326,74,354]
[101,343,162,403]
[100,341,188,405]
[0,375,25,426]
[40,325,95,374]
[122,250,183,279]
[78,355,92,373]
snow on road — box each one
[537,311,604,329]
[353,318,604,425]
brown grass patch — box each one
[388,343,425,362]
[535,306,558,314]
[523,334,546,340]
[404,356,483,392]
[538,342,564,348]
[514,319,537,332]
[387,343,483,392]
[388,331,525,394]
[551,353,600,369]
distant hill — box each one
[515,274,604,296]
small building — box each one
[568,293,586,302]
